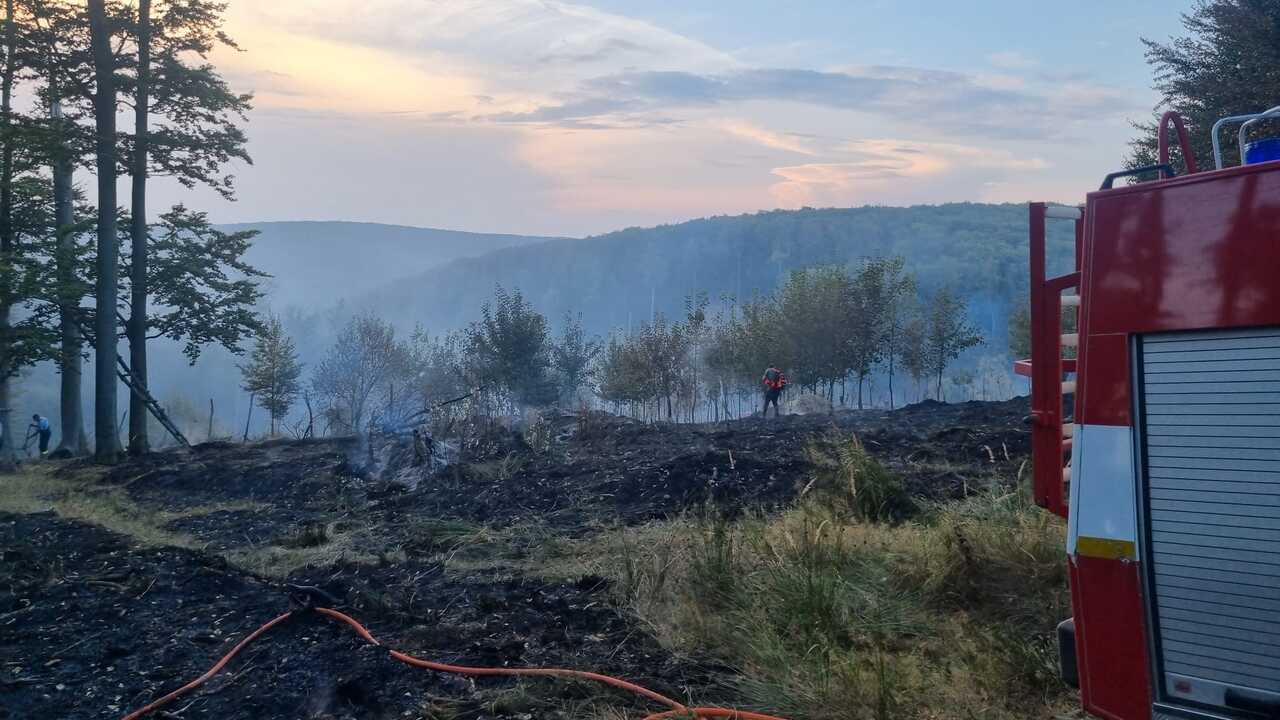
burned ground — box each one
[0,511,714,720]
[0,398,1033,720]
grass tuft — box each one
[604,478,1070,720]
[804,432,914,522]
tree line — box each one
[0,0,259,465]
[241,264,985,438]
[240,286,603,437]
[597,259,982,421]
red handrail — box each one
[1157,111,1199,175]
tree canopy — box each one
[1129,0,1280,173]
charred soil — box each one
[0,398,1034,719]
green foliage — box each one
[410,328,469,411]
[777,266,851,394]
[465,285,556,409]
[598,256,988,418]
[898,313,928,400]
[1007,298,1031,359]
[0,176,65,380]
[239,315,302,436]
[312,314,407,433]
[595,311,690,419]
[924,287,983,400]
[122,204,266,363]
[550,311,599,404]
[1129,0,1280,173]
[126,0,253,198]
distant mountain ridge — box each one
[352,203,1074,349]
[221,220,566,308]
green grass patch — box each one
[604,475,1071,720]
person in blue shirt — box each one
[30,414,51,456]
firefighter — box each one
[761,365,787,418]
[412,428,430,467]
[29,414,51,456]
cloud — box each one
[187,0,1149,235]
[483,65,1122,140]
[769,139,1050,207]
[238,0,735,86]
[987,50,1039,70]
[722,122,817,156]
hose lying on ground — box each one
[121,606,789,720]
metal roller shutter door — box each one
[1142,326,1280,710]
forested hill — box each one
[358,203,1074,345]
[223,221,563,307]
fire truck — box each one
[1016,107,1280,720]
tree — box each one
[123,0,251,453]
[88,0,120,461]
[681,292,708,421]
[464,286,554,409]
[1129,0,1280,173]
[23,0,96,457]
[125,0,150,453]
[1008,298,1031,359]
[0,0,21,467]
[596,332,650,413]
[411,329,468,415]
[239,315,301,436]
[121,205,265,364]
[877,258,915,409]
[636,312,688,420]
[924,288,983,401]
[777,267,848,396]
[899,313,928,402]
[847,259,908,409]
[551,311,599,406]
[312,314,403,434]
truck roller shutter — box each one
[1141,326,1280,715]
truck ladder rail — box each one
[1017,202,1082,518]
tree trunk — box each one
[0,0,18,470]
[89,0,122,462]
[127,0,152,455]
[887,335,896,410]
[243,391,254,442]
[52,97,87,455]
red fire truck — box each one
[1016,108,1280,720]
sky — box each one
[144,0,1196,238]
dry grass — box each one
[226,539,405,578]
[588,482,1071,720]
[0,462,398,579]
[0,464,196,547]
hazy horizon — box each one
[118,0,1193,238]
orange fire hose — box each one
[121,607,789,720]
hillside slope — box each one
[225,221,565,307]
[357,203,1075,343]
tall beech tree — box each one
[121,0,251,453]
[87,0,119,461]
